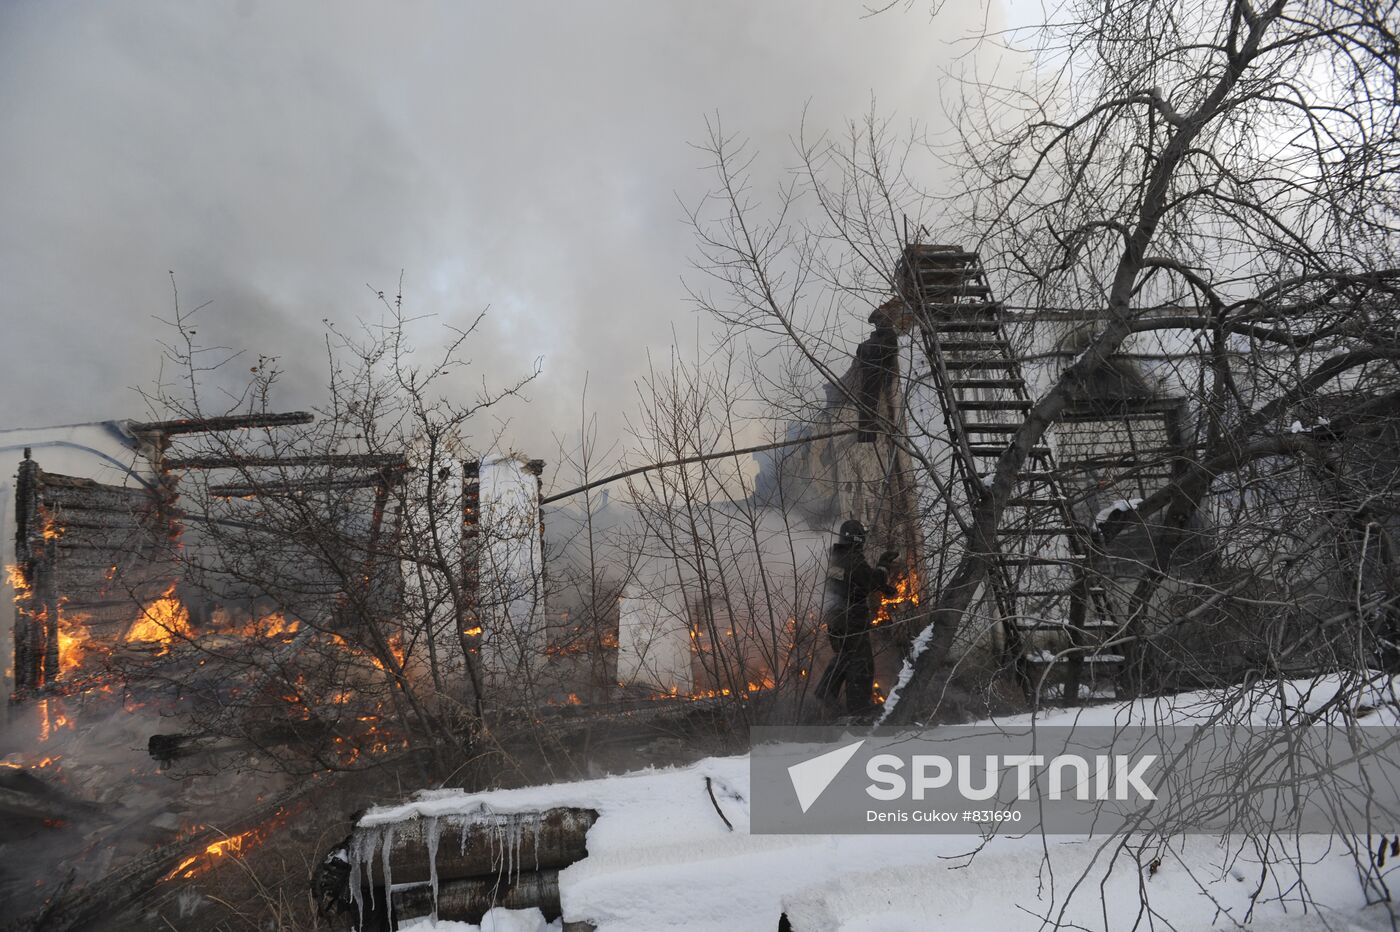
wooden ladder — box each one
[899,243,1120,703]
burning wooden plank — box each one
[209,471,406,497]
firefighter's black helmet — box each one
[839,519,867,545]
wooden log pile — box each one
[316,806,598,930]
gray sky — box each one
[0,1,995,486]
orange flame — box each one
[237,611,299,639]
[57,610,92,673]
[125,586,192,654]
[330,633,407,673]
[37,699,72,742]
[163,828,260,881]
[872,570,920,627]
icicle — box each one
[347,844,363,929]
[425,815,441,921]
[489,815,506,878]
[365,830,377,912]
[380,824,395,923]
[508,817,517,879]
[350,826,378,917]
[531,814,543,872]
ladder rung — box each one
[917,267,977,280]
[998,556,1087,567]
[1013,589,1099,598]
[907,247,978,263]
[939,340,1009,352]
[1007,527,1079,536]
[1058,457,1137,470]
[1060,409,1178,424]
[1000,472,1060,485]
[1005,497,1062,507]
[1026,654,1125,664]
[1013,587,1108,596]
[921,282,991,296]
[962,422,1021,433]
[920,301,1002,314]
[968,445,1050,456]
[931,320,1000,332]
[951,379,1023,389]
[944,359,1015,370]
[957,400,1032,410]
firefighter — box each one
[853,313,899,443]
[815,519,898,717]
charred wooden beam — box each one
[56,592,172,611]
[40,474,160,515]
[164,452,406,471]
[147,719,337,766]
[43,515,157,531]
[13,451,42,696]
[37,473,151,493]
[39,498,160,516]
[54,539,162,554]
[12,450,61,697]
[210,469,408,498]
[127,411,314,436]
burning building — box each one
[756,243,1399,706]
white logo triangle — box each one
[788,739,866,813]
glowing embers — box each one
[124,585,193,654]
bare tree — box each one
[885,0,1400,721]
[682,0,1400,725]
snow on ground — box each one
[400,909,560,932]
[363,677,1400,931]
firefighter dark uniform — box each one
[815,520,897,716]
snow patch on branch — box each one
[1095,497,1143,526]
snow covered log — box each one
[316,806,597,927]
[361,869,565,931]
